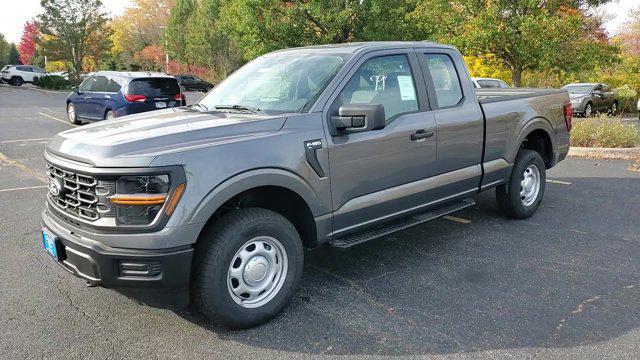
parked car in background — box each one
[66,71,185,124]
[175,74,214,92]
[1,65,47,86]
[472,77,510,89]
[563,83,618,117]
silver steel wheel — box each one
[520,164,541,207]
[611,102,617,115]
[227,236,288,308]
[67,104,75,122]
[585,103,592,117]
[106,112,115,120]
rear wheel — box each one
[105,110,115,120]
[66,103,80,125]
[192,208,303,328]
[496,149,546,219]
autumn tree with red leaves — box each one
[18,20,38,65]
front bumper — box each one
[41,207,193,308]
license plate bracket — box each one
[42,228,64,261]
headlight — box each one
[108,174,181,225]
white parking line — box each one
[443,215,471,224]
[0,185,48,193]
[1,137,51,144]
[546,179,572,185]
[38,112,74,126]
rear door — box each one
[326,50,439,236]
[127,78,182,112]
[417,50,484,198]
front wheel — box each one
[496,149,546,219]
[192,208,303,328]
[584,102,592,117]
[66,103,80,125]
[610,102,617,116]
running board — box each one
[328,198,475,249]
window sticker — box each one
[397,75,416,101]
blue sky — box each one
[0,0,636,44]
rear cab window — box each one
[421,54,463,109]
[128,78,180,98]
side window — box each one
[79,77,95,92]
[423,54,463,108]
[336,54,418,120]
[90,76,110,92]
[104,77,122,93]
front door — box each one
[326,51,439,236]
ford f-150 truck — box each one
[41,42,571,328]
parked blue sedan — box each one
[66,71,186,124]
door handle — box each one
[411,130,434,141]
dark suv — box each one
[563,83,618,117]
[175,74,213,92]
[66,71,185,124]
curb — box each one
[568,146,640,160]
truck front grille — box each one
[46,163,115,221]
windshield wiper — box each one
[214,104,262,114]
[188,103,209,111]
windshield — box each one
[198,54,345,114]
[563,85,593,95]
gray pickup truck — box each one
[41,42,571,328]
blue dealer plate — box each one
[42,227,61,261]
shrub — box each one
[571,118,640,148]
[33,75,71,90]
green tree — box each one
[0,34,10,66]
[220,0,424,61]
[165,0,194,63]
[184,0,242,80]
[38,0,110,80]
[9,43,21,64]
[410,0,618,86]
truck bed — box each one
[476,88,566,104]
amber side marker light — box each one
[165,183,186,216]
[109,194,168,205]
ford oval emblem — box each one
[49,179,63,197]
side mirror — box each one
[331,104,385,134]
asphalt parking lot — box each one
[1,83,639,359]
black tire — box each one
[496,149,546,219]
[192,208,304,328]
[66,103,80,125]
[11,76,23,86]
[610,101,618,116]
[583,102,592,117]
[105,110,115,120]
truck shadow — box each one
[177,174,640,356]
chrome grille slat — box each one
[46,162,114,222]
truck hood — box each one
[46,108,287,167]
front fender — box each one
[188,168,326,224]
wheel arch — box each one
[512,119,556,168]
[190,169,326,248]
